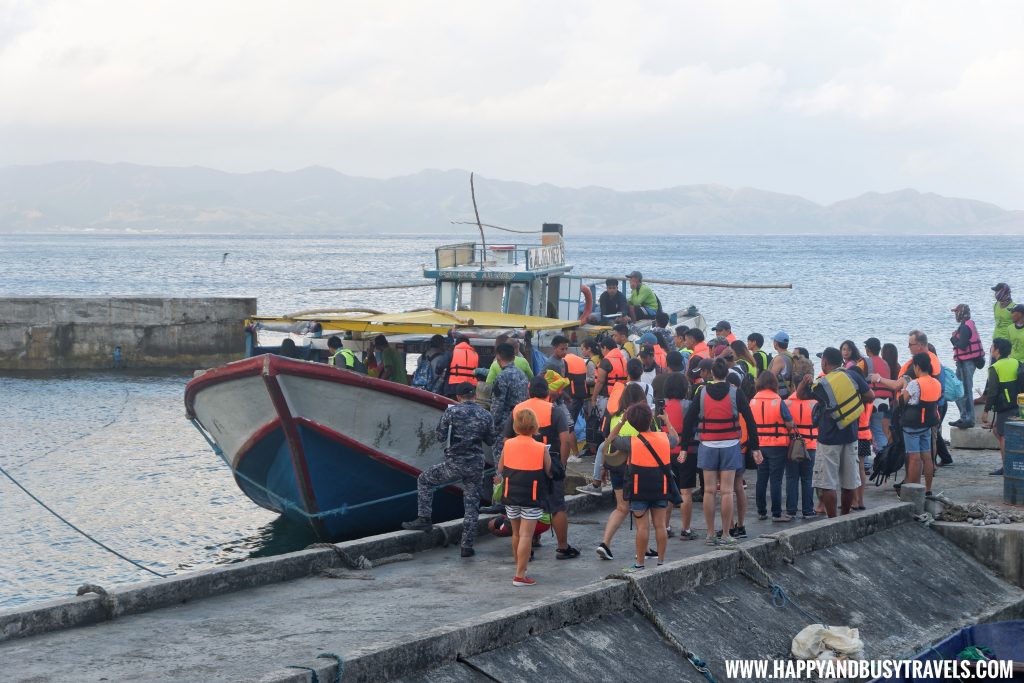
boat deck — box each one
[1,447,1018,682]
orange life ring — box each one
[578,285,594,324]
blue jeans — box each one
[786,450,815,516]
[869,406,888,453]
[955,360,976,426]
[756,446,788,518]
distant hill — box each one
[1,161,1021,234]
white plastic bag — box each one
[791,624,865,661]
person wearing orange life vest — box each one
[591,337,628,415]
[443,334,480,398]
[681,357,761,546]
[863,337,892,452]
[712,321,738,345]
[785,377,818,518]
[751,371,796,523]
[683,328,711,387]
[606,402,680,570]
[949,304,984,429]
[900,352,943,497]
[496,408,553,587]
[662,373,699,541]
[505,377,580,560]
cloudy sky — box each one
[2,1,1022,206]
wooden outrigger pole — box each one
[580,275,792,290]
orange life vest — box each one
[448,342,479,386]
[604,348,628,393]
[785,398,818,450]
[513,398,559,458]
[500,436,546,506]
[629,431,671,501]
[662,398,691,455]
[696,384,741,442]
[903,375,942,429]
[751,390,790,447]
[692,341,710,359]
[653,345,667,369]
[899,352,941,379]
[857,402,873,441]
[563,353,588,399]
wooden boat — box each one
[187,224,707,539]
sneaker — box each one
[576,482,603,496]
[460,546,475,558]
[512,576,536,587]
[596,543,614,560]
[925,491,935,499]
[657,559,664,566]
[731,525,747,538]
[625,563,645,573]
[680,529,698,541]
[401,516,433,532]
[758,513,768,521]
[948,419,964,428]
[556,545,581,560]
[704,535,718,546]
[718,536,738,547]
[666,526,675,538]
[990,468,1005,476]
[645,548,658,558]
[567,455,582,463]
[802,511,817,518]
[772,514,793,523]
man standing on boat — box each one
[402,382,494,557]
[490,342,530,458]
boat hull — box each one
[186,354,486,540]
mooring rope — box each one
[286,652,344,683]
[607,572,719,682]
[726,545,826,627]
[0,463,168,578]
[9,386,131,471]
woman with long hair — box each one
[841,340,869,375]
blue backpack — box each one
[411,354,438,390]
[939,365,963,403]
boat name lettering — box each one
[527,244,565,270]
[438,271,515,282]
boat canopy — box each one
[251,309,583,335]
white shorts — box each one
[813,442,861,491]
[505,505,544,520]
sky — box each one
[2,1,1023,207]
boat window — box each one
[437,281,456,310]
[471,282,504,312]
[507,283,528,315]
[457,282,474,310]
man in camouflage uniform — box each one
[401,382,495,556]
[489,342,530,459]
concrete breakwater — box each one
[0,297,255,371]
[2,495,1022,682]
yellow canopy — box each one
[252,309,583,335]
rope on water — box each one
[0,463,168,578]
[607,572,718,682]
[9,386,131,471]
[726,545,826,628]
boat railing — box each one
[434,240,564,271]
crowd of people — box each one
[316,279,1024,586]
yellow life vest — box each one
[814,369,864,428]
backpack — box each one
[940,365,963,403]
[411,353,438,389]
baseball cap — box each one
[626,270,643,280]
[455,382,476,396]
[638,332,659,345]
[772,330,790,344]
[1011,304,1024,314]
[713,320,731,331]
[992,283,1009,291]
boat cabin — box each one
[422,223,585,323]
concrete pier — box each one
[0,297,255,371]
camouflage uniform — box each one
[416,399,495,547]
[489,363,529,458]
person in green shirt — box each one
[372,335,408,384]
[485,334,535,383]
[626,270,658,320]
[992,282,1014,343]
[1005,304,1024,362]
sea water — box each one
[0,232,1014,607]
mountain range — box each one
[1,161,1020,234]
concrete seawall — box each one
[0,297,255,371]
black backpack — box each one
[870,407,906,486]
